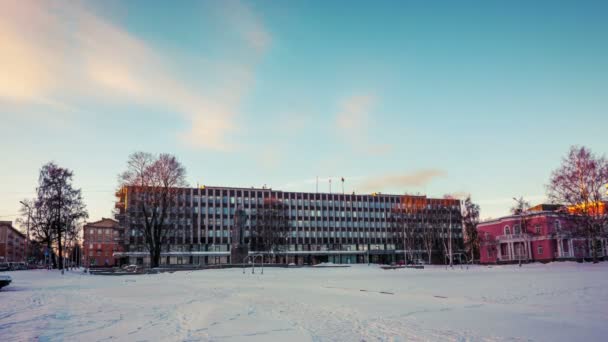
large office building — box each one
[114,185,464,266]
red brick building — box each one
[83,218,124,267]
[0,221,26,263]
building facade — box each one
[115,185,464,266]
[83,218,124,267]
[0,221,26,263]
[478,205,608,264]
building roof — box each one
[528,204,564,212]
[478,210,568,227]
[85,218,119,229]
[0,221,26,239]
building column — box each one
[508,242,514,261]
[527,240,532,260]
[569,239,574,258]
[556,238,562,258]
[497,243,502,261]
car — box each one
[9,262,27,271]
[0,275,12,290]
[122,264,140,273]
[0,263,9,272]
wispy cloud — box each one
[358,169,447,193]
[336,95,375,132]
[443,191,471,200]
[281,171,445,194]
[334,94,393,155]
[0,0,269,150]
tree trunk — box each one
[57,228,63,270]
[150,247,161,268]
[592,237,598,263]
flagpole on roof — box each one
[341,177,345,195]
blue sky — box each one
[1,0,607,225]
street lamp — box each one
[19,200,31,265]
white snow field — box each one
[1,263,607,342]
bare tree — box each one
[510,196,530,216]
[461,196,480,263]
[119,152,188,268]
[420,208,435,264]
[250,198,290,263]
[391,203,417,264]
[21,163,88,270]
[19,198,54,266]
[547,146,608,263]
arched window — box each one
[504,226,511,235]
[554,220,561,231]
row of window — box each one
[130,195,459,211]
[503,221,561,235]
[131,228,464,240]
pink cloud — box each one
[359,169,447,193]
[334,94,394,155]
[0,0,270,151]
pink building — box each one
[478,205,608,264]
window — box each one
[535,225,541,234]
[554,220,561,231]
[537,245,543,255]
[514,225,521,234]
[504,226,510,235]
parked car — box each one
[0,275,11,290]
[122,264,140,273]
[0,263,9,272]
[9,262,27,271]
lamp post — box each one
[19,201,31,265]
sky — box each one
[1,0,607,227]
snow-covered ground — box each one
[1,263,607,341]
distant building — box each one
[0,221,26,263]
[114,185,464,266]
[82,218,124,267]
[478,205,608,264]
